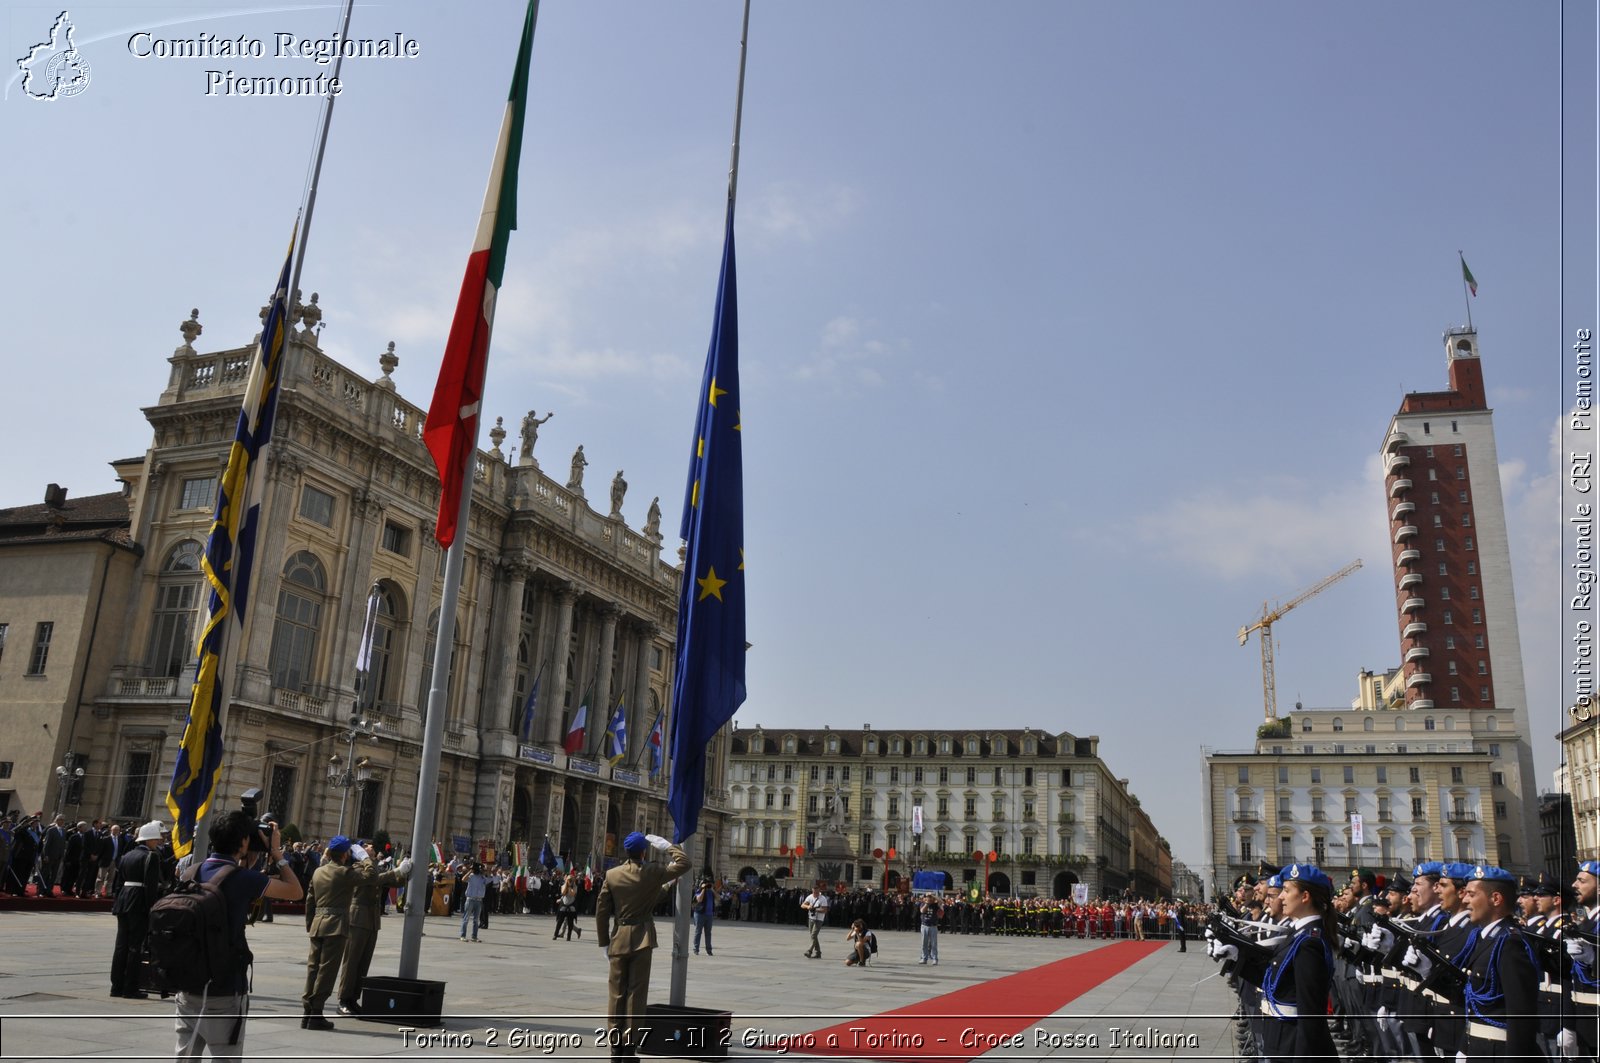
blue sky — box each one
[3,1,1592,871]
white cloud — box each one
[792,314,901,390]
[1132,457,1389,584]
[743,183,861,244]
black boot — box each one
[302,1011,335,1031]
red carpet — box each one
[769,940,1166,1061]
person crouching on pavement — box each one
[845,919,872,966]
[595,832,688,1063]
[335,848,412,1016]
[301,835,372,1030]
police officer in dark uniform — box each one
[108,820,167,998]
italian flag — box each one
[1460,254,1477,297]
[562,702,587,756]
[423,0,540,547]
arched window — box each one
[364,583,403,711]
[147,540,204,678]
[1485,716,1497,732]
[418,608,460,718]
[1332,718,1344,732]
[1362,717,1374,732]
[269,551,326,692]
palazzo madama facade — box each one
[6,296,729,868]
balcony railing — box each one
[1390,479,1413,498]
[1234,810,1259,821]
[1058,812,1076,824]
[1397,548,1421,566]
[1447,811,1478,824]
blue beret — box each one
[1413,861,1444,879]
[1442,862,1474,883]
[1267,874,1283,888]
[623,832,648,854]
[1283,863,1332,892]
[1579,860,1600,877]
[326,835,352,856]
[1468,864,1517,888]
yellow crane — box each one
[1238,559,1364,723]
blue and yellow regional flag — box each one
[165,227,297,858]
[668,213,747,843]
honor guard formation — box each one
[1205,859,1600,1062]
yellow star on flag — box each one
[708,378,728,407]
[697,565,727,602]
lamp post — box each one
[328,714,382,835]
[54,751,85,814]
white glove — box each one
[350,844,369,862]
[395,857,413,876]
[1555,1029,1579,1057]
[644,834,671,851]
[1363,926,1394,951]
[1565,937,1598,967]
[1455,1052,1467,1063]
[1204,927,1216,941]
[1212,943,1238,964]
[1402,944,1433,979]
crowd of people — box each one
[0,810,143,898]
[1205,858,1600,1062]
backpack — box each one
[147,862,248,993]
[866,931,878,955]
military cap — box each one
[1283,863,1333,892]
[1351,867,1377,889]
[1441,862,1475,883]
[1267,873,1283,888]
[1517,875,1535,897]
[1413,861,1444,879]
[1579,860,1600,877]
[1533,873,1559,897]
[1258,860,1282,877]
[1386,874,1411,894]
[1467,865,1517,889]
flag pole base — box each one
[638,1003,733,1060]
[357,976,447,1027]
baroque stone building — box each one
[724,726,1170,900]
[6,298,729,867]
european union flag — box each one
[668,215,746,843]
[166,226,297,858]
[519,671,541,744]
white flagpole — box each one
[670,0,751,1011]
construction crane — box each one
[1238,559,1364,723]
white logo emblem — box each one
[17,11,91,101]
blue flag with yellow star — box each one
[668,213,746,843]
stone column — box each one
[631,623,657,765]
[328,489,384,707]
[481,554,531,733]
[459,549,498,730]
[542,585,576,745]
[592,604,620,757]
[239,450,303,703]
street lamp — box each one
[54,752,85,811]
[328,714,381,835]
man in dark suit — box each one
[595,832,688,1062]
[301,835,375,1030]
[40,815,67,895]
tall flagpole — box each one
[200,0,354,846]
[1458,250,1474,330]
[670,0,751,1010]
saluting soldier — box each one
[334,848,412,1016]
[595,832,688,1063]
[300,836,373,1030]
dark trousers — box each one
[110,908,149,994]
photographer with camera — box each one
[171,808,303,1059]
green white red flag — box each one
[423,0,539,547]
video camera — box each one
[239,788,277,855]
